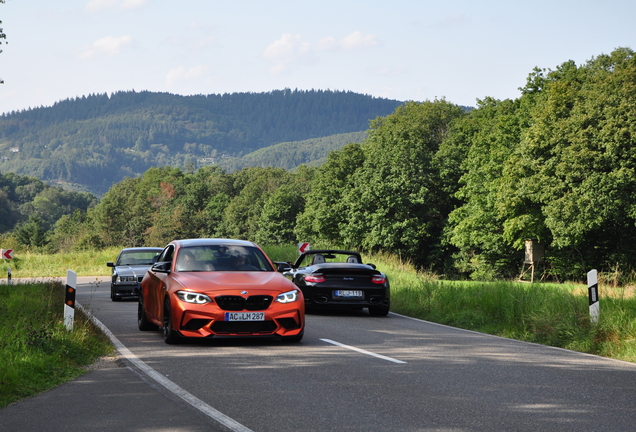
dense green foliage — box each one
[0,90,402,195]
[0,281,114,407]
[0,171,97,240]
[445,47,636,280]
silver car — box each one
[107,247,163,301]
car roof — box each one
[172,238,258,248]
[119,247,163,252]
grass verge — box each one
[0,281,114,408]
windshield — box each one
[116,250,161,266]
[297,252,362,267]
[176,245,274,272]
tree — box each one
[221,167,293,239]
[294,143,365,244]
[14,215,48,248]
[445,97,528,279]
[497,48,636,278]
[255,184,305,245]
[340,100,465,268]
[446,47,636,280]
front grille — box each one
[215,295,273,311]
[137,276,144,283]
[211,321,277,334]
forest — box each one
[0,89,402,195]
[1,47,635,283]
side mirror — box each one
[151,261,171,273]
[275,262,292,272]
[106,262,114,267]
[366,263,377,270]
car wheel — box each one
[368,305,390,317]
[281,328,304,343]
[162,298,180,344]
[138,295,157,331]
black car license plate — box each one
[334,290,363,297]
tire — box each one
[162,298,180,344]
[281,328,304,343]
[111,286,121,302]
[368,304,390,317]
[138,295,157,331]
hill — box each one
[0,89,403,195]
[217,131,368,172]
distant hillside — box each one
[218,131,368,171]
[0,89,403,195]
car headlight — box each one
[116,275,136,282]
[275,289,299,304]
[177,290,213,304]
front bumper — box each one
[170,297,305,338]
[111,282,140,298]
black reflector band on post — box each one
[65,285,76,308]
[65,270,78,330]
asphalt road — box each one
[4,277,636,431]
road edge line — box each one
[78,302,254,432]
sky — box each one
[1,0,635,115]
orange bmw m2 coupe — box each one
[138,239,305,344]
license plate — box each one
[225,312,265,321]
[334,290,364,297]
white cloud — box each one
[85,0,149,11]
[338,31,380,50]
[79,35,133,59]
[262,34,310,61]
[166,65,210,86]
[263,32,380,74]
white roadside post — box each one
[1,248,14,284]
[64,270,77,330]
[587,269,599,324]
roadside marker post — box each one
[587,269,599,324]
[1,249,14,284]
[64,270,77,330]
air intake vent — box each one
[211,321,277,334]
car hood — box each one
[171,271,296,294]
[115,265,152,277]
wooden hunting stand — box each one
[518,240,544,283]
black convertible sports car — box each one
[284,249,390,316]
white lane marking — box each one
[320,338,407,364]
[78,303,254,432]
